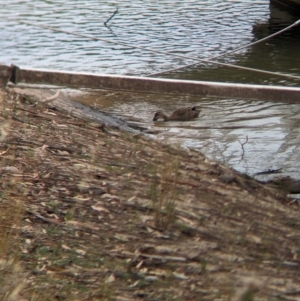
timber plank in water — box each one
[1,64,300,103]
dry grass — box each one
[0,87,299,301]
[0,193,22,258]
[150,157,179,230]
[0,91,27,300]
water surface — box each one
[72,89,300,181]
[1,1,300,180]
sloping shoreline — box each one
[0,87,299,301]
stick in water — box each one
[238,135,248,160]
[104,8,118,27]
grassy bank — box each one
[0,87,299,301]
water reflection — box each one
[166,3,300,86]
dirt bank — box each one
[0,87,299,301]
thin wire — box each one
[148,19,300,77]
[16,20,300,81]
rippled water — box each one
[71,88,300,181]
[1,1,300,81]
[1,1,300,180]
[0,1,273,75]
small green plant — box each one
[65,208,75,221]
[199,215,207,226]
[97,283,115,301]
[26,147,34,158]
[46,224,63,236]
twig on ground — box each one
[111,251,187,262]
[27,210,63,226]
[0,148,9,156]
[26,210,100,234]
[3,139,76,153]
[11,116,29,124]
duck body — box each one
[153,106,200,122]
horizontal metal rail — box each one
[3,64,300,103]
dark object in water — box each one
[255,168,282,175]
[269,176,300,194]
[153,106,200,122]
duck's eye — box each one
[191,107,196,111]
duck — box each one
[153,106,200,122]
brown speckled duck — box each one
[153,106,200,122]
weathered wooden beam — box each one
[0,65,13,87]
[4,65,300,103]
